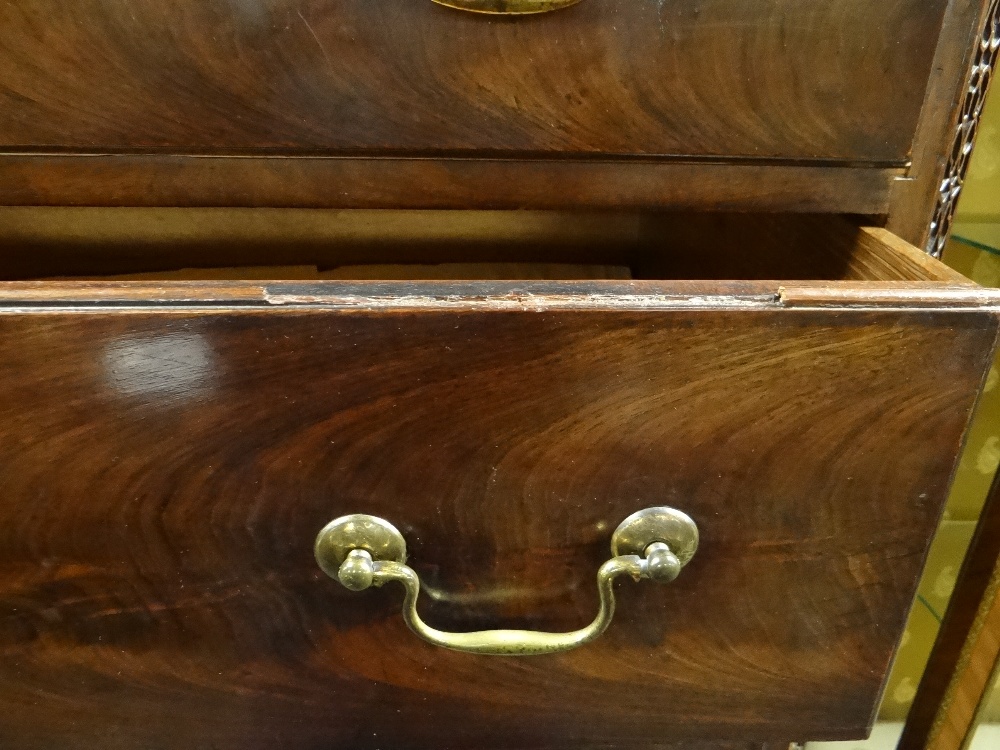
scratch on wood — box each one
[298,10,333,70]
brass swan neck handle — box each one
[314,507,698,656]
[432,0,583,15]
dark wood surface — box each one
[0,0,970,211]
[0,155,902,212]
[898,467,1000,750]
[0,212,968,284]
[0,0,946,161]
[0,282,996,749]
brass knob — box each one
[315,506,698,656]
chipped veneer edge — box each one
[260,290,782,310]
[1,281,999,312]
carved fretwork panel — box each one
[927,0,1000,257]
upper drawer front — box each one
[1,0,946,162]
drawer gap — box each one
[0,209,971,286]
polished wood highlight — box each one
[0,281,996,749]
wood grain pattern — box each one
[0,0,947,161]
[634,215,976,284]
[0,283,995,749]
[0,1,988,214]
[0,155,901,212]
[846,228,975,284]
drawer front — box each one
[1,0,945,163]
[0,282,995,749]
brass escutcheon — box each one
[432,0,583,15]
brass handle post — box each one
[315,507,698,656]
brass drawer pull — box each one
[314,506,698,655]
[432,0,583,15]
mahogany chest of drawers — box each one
[1,1,999,748]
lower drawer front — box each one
[0,281,995,749]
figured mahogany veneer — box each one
[0,0,946,160]
[0,216,996,749]
[0,0,969,213]
[0,0,997,744]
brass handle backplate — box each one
[314,506,698,656]
[432,0,583,15]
